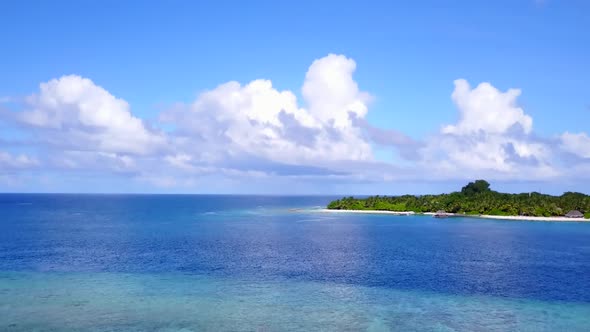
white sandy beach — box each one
[318,209,416,215]
[472,214,589,222]
[318,209,589,222]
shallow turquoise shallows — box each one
[1,194,590,331]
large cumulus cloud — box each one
[420,79,558,180]
[17,75,165,155]
[159,54,374,173]
[1,54,589,191]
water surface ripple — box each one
[1,194,589,331]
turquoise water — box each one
[1,194,590,331]
[2,272,589,331]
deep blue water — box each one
[1,194,590,331]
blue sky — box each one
[1,0,589,194]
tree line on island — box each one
[327,180,590,218]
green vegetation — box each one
[327,180,590,218]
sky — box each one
[1,0,589,194]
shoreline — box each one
[470,214,588,222]
[318,209,589,222]
[318,209,417,216]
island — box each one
[326,180,590,220]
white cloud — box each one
[443,79,533,135]
[560,132,590,158]
[136,174,184,188]
[165,153,196,171]
[2,56,588,191]
[0,151,38,169]
[422,79,556,179]
[421,134,557,179]
[161,54,373,167]
[48,150,138,173]
[302,54,372,128]
[1,55,378,189]
[19,75,164,155]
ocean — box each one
[1,194,589,331]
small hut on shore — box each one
[434,210,448,218]
[565,210,584,218]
